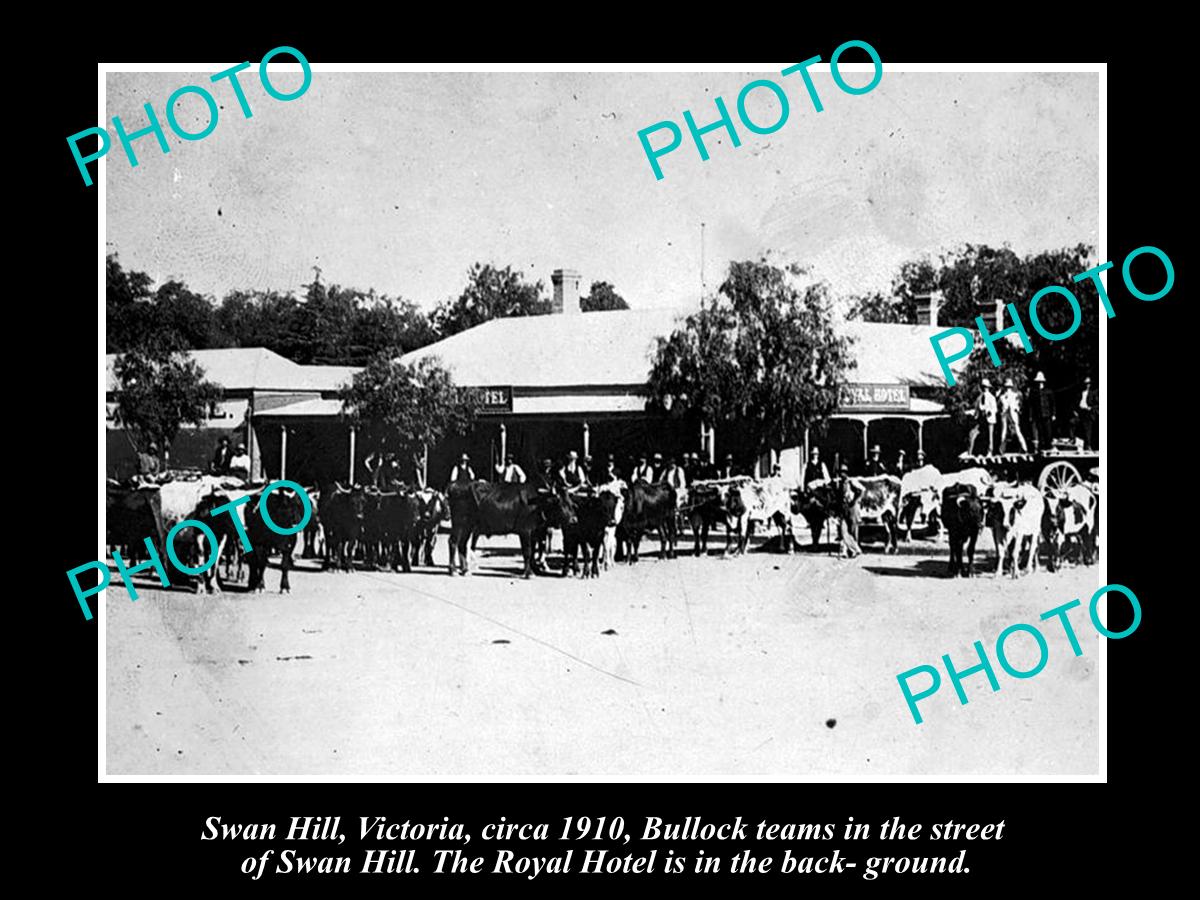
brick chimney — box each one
[915,291,941,326]
[551,268,581,315]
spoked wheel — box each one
[1039,460,1081,493]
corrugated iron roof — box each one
[105,348,360,393]
[402,309,966,389]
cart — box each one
[958,446,1100,491]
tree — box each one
[340,353,481,461]
[112,345,223,463]
[646,259,855,464]
[107,254,160,353]
[846,290,909,323]
[432,263,549,338]
[581,281,630,312]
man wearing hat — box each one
[1071,376,1096,449]
[1029,371,1055,451]
[864,444,889,476]
[998,376,1027,452]
[631,454,654,484]
[210,435,233,475]
[802,446,830,489]
[557,450,589,490]
[601,454,619,486]
[915,449,927,468]
[229,442,251,480]
[535,458,556,492]
[495,453,526,483]
[835,463,863,559]
[661,454,688,502]
[967,377,998,455]
[448,453,476,486]
[716,453,736,481]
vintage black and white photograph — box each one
[102,65,1101,777]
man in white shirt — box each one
[966,378,998,455]
[229,444,251,480]
[495,454,526,483]
[998,376,1027,452]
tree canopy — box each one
[340,354,481,460]
[111,345,223,460]
[647,260,855,464]
[431,263,550,338]
[581,280,630,312]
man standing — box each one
[210,436,233,475]
[495,454,526,483]
[864,444,889,476]
[410,451,427,490]
[835,463,863,559]
[716,453,736,480]
[1072,376,1095,449]
[558,451,589,490]
[1029,371,1055,451]
[967,378,998,455]
[535,458,556,491]
[229,443,251,480]
[662,455,688,506]
[631,454,655,484]
[895,449,908,476]
[998,377,1028,452]
[915,449,928,469]
[364,450,384,487]
[802,447,830,489]
[137,441,161,483]
[448,453,475,486]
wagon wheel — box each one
[1039,460,1081,493]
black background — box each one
[33,14,1182,893]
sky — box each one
[106,69,1099,313]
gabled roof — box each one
[105,348,360,393]
[402,307,687,388]
[401,309,965,389]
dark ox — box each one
[322,485,367,571]
[561,491,624,578]
[363,490,422,572]
[684,483,729,556]
[1044,483,1098,571]
[106,482,164,564]
[244,485,307,593]
[941,484,984,578]
[617,482,678,563]
[447,481,577,578]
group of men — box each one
[446,449,730,497]
[209,436,251,479]
[966,372,1096,456]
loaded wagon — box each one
[958,446,1100,491]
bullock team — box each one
[105,457,1099,593]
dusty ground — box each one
[105,530,1101,777]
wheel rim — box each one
[1040,461,1081,492]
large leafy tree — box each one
[432,263,549,337]
[112,345,223,462]
[340,353,481,460]
[581,280,630,312]
[647,259,855,464]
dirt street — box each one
[105,535,1100,777]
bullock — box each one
[850,475,901,553]
[243,485,307,593]
[106,482,165,563]
[984,483,1045,578]
[321,484,367,572]
[561,490,625,578]
[899,465,943,540]
[941,483,984,577]
[617,482,678,563]
[301,488,324,560]
[185,490,250,593]
[1044,483,1098,570]
[792,482,837,548]
[683,482,729,556]
[366,490,422,572]
[446,481,578,578]
[413,489,448,567]
[594,480,626,569]
[721,477,796,556]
